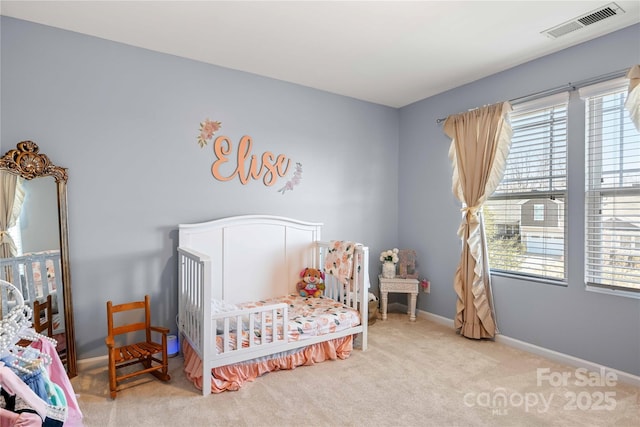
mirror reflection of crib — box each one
[0,250,66,351]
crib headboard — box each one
[178,215,322,304]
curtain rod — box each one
[435,67,630,124]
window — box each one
[533,204,545,221]
[7,218,23,257]
[485,93,568,281]
[582,79,640,292]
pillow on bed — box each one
[211,298,240,314]
[211,299,261,333]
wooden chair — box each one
[105,295,170,399]
[33,295,54,337]
[17,295,56,349]
[33,295,68,365]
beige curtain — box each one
[444,101,512,339]
[0,170,25,259]
[626,64,640,132]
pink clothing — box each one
[0,409,41,427]
[31,340,83,427]
[0,365,46,421]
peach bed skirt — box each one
[182,335,354,393]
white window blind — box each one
[581,78,640,292]
[485,92,568,281]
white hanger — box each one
[0,280,54,372]
[0,281,67,423]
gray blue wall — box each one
[2,16,639,377]
[399,24,640,376]
[1,17,398,358]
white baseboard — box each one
[412,306,640,388]
[495,333,640,388]
[77,354,107,370]
[416,307,455,327]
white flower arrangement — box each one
[380,248,399,264]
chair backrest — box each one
[33,294,54,337]
[106,295,152,342]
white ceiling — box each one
[1,1,639,107]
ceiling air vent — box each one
[542,2,625,39]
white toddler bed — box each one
[177,215,369,395]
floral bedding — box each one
[214,294,360,352]
[184,294,362,393]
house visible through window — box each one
[533,204,545,221]
[484,92,568,281]
[581,78,640,293]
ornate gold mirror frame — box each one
[0,141,77,377]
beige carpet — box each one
[72,310,640,426]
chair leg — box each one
[149,348,170,382]
[162,344,169,378]
[142,357,152,369]
[108,351,117,399]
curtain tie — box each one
[460,206,481,223]
[0,230,17,250]
[457,206,482,239]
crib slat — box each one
[272,307,278,343]
[248,314,255,348]
[261,311,267,345]
[223,318,230,353]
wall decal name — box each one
[211,135,291,186]
[196,118,303,192]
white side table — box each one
[378,275,419,321]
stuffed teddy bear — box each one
[296,267,325,298]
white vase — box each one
[382,261,396,279]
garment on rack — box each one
[0,408,42,427]
[0,398,64,427]
[1,345,55,405]
[0,281,75,426]
[30,340,82,427]
[13,370,49,405]
[0,389,38,417]
[0,356,68,427]
[0,365,46,422]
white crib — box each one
[177,215,369,395]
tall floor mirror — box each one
[0,141,77,377]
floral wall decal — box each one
[197,118,222,147]
[278,162,303,194]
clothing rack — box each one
[435,67,630,124]
[0,279,84,425]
